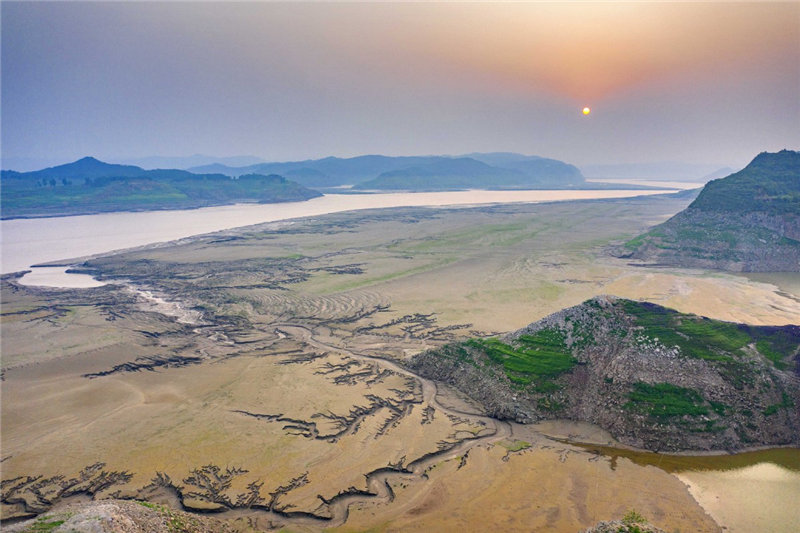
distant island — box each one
[188,152,664,191]
[0,157,321,219]
[187,152,588,189]
[352,153,587,190]
[619,150,800,272]
[409,295,800,452]
[1,152,672,219]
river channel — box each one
[1,189,676,282]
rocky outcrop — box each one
[407,296,800,452]
[581,519,666,533]
[619,150,800,272]
[2,499,237,533]
[620,209,800,272]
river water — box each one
[571,441,800,532]
[1,189,674,282]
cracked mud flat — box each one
[3,197,799,532]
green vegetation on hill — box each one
[466,329,577,388]
[620,150,800,272]
[0,158,321,218]
[625,382,708,419]
[408,296,800,451]
[689,150,800,215]
[621,300,751,362]
[353,155,586,190]
[187,152,588,190]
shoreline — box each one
[0,185,681,221]
[2,190,681,277]
[531,419,800,464]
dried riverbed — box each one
[3,197,798,532]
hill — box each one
[407,296,800,452]
[3,499,236,533]
[189,154,445,187]
[619,150,800,271]
[353,154,585,190]
[22,156,146,179]
[0,158,321,219]
[188,152,588,190]
[352,157,522,190]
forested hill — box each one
[689,150,799,215]
[189,152,589,190]
[408,296,800,452]
[352,155,586,190]
[619,150,800,272]
[0,157,321,219]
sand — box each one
[677,464,800,533]
[3,196,797,531]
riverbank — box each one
[1,189,679,275]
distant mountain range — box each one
[112,154,268,170]
[409,295,800,451]
[619,150,800,272]
[189,152,588,190]
[1,152,671,218]
[0,157,320,219]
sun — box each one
[582,107,591,116]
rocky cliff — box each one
[619,150,800,272]
[407,296,800,452]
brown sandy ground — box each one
[331,427,720,533]
[3,196,798,531]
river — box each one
[1,189,675,284]
[566,440,800,532]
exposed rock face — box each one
[407,296,800,452]
[619,150,800,272]
[2,499,236,533]
[581,519,667,533]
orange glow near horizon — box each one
[378,2,799,104]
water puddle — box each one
[17,267,106,288]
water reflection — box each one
[17,267,106,288]
[571,441,800,473]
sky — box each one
[2,1,799,170]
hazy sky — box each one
[2,1,798,169]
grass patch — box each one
[709,400,728,416]
[621,300,751,361]
[136,500,158,509]
[500,440,532,452]
[752,328,800,370]
[622,509,646,525]
[466,328,577,388]
[625,382,708,419]
[24,516,68,532]
[623,234,647,250]
[764,392,794,416]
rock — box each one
[407,296,800,452]
[2,499,237,533]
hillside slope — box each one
[1,158,321,218]
[408,296,800,452]
[619,150,800,271]
[188,152,588,189]
[353,155,585,190]
[3,499,236,533]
